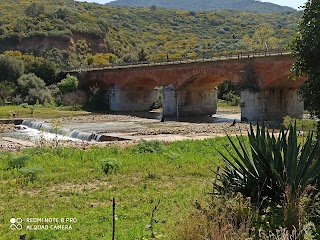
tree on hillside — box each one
[25,3,45,18]
[138,48,148,62]
[242,24,278,50]
[0,55,24,84]
[25,59,58,86]
[290,0,320,117]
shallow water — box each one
[1,108,242,142]
[1,126,80,141]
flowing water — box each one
[1,107,241,142]
[20,119,103,141]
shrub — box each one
[217,80,240,99]
[283,115,317,132]
[86,86,108,111]
[135,140,165,154]
[138,48,148,62]
[57,74,78,94]
[17,73,51,104]
[0,82,15,104]
[25,59,58,85]
[122,54,138,63]
[25,3,45,18]
[100,158,121,174]
[0,55,24,84]
[18,166,43,182]
[7,155,31,169]
[222,91,240,106]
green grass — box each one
[0,138,232,239]
[0,105,92,119]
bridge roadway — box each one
[71,50,306,121]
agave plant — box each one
[217,123,320,202]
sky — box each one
[76,0,307,10]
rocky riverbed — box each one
[0,111,251,152]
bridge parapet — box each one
[67,49,289,73]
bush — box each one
[25,59,58,86]
[217,80,240,99]
[16,73,52,105]
[221,91,240,106]
[25,3,45,18]
[18,166,43,182]
[283,116,317,132]
[86,86,108,111]
[100,158,121,174]
[122,53,138,63]
[7,155,31,169]
[0,82,15,104]
[135,140,165,154]
[57,74,78,94]
[0,55,24,84]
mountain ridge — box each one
[106,0,295,13]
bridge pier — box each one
[241,89,304,121]
[162,85,217,117]
[109,85,159,112]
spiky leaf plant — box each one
[217,123,320,202]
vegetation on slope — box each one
[107,0,295,13]
[0,0,302,69]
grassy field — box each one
[0,105,92,119]
[0,138,233,239]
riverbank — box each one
[0,107,247,152]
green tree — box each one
[138,48,148,62]
[25,59,58,86]
[57,74,78,94]
[17,73,51,104]
[25,3,45,18]
[122,53,138,63]
[0,55,24,84]
[0,82,15,105]
[291,0,320,117]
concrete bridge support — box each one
[241,89,304,121]
[162,85,218,117]
[109,85,159,112]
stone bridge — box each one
[73,52,305,121]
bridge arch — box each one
[109,77,161,112]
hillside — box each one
[0,0,302,69]
[107,0,295,13]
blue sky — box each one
[76,0,307,10]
